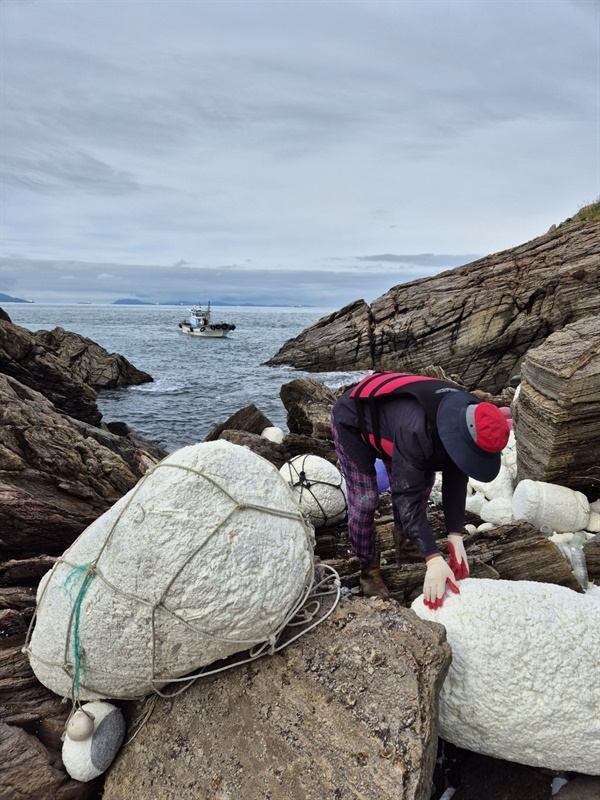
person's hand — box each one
[447,534,470,581]
[423,555,459,610]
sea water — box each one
[7,304,367,453]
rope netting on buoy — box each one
[24,446,342,714]
[281,454,348,528]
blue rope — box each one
[64,564,96,697]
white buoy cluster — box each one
[460,426,599,590]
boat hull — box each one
[180,326,229,338]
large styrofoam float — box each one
[412,578,600,775]
[26,441,314,700]
[513,479,600,533]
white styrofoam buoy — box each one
[469,465,514,500]
[279,454,347,529]
[479,496,514,526]
[500,429,517,480]
[512,479,591,533]
[62,701,125,781]
[465,491,486,516]
[412,578,600,774]
[260,426,285,444]
[27,441,314,700]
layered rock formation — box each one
[0,374,165,559]
[514,315,600,491]
[266,220,600,394]
[0,310,167,800]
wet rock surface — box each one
[34,326,152,390]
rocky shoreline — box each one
[1,214,599,800]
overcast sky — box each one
[1,0,598,306]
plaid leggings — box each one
[331,414,392,565]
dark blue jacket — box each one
[332,389,467,557]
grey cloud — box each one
[0,0,597,277]
[356,254,481,267]
[1,148,141,196]
[0,257,438,307]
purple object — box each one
[375,459,390,493]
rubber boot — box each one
[360,553,390,598]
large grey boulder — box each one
[103,597,451,800]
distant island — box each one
[112,299,310,307]
[0,293,34,304]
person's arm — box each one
[441,465,470,580]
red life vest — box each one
[349,372,463,456]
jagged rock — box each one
[218,429,286,468]
[0,374,164,559]
[513,315,600,492]
[0,634,70,748]
[265,221,600,394]
[583,537,600,583]
[0,720,101,800]
[204,403,274,441]
[0,316,101,425]
[34,327,152,389]
[280,377,336,439]
[103,597,451,800]
[0,608,27,637]
[0,586,37,614]
[266,299,374,374]
[0,556,57,586]
[281,432,337,464]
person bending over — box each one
[330,372,509,608]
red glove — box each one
[447,534,470,581]
[423,555,459,610]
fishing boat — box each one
[178,302,236,338]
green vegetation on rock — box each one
[559,199,600,227]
